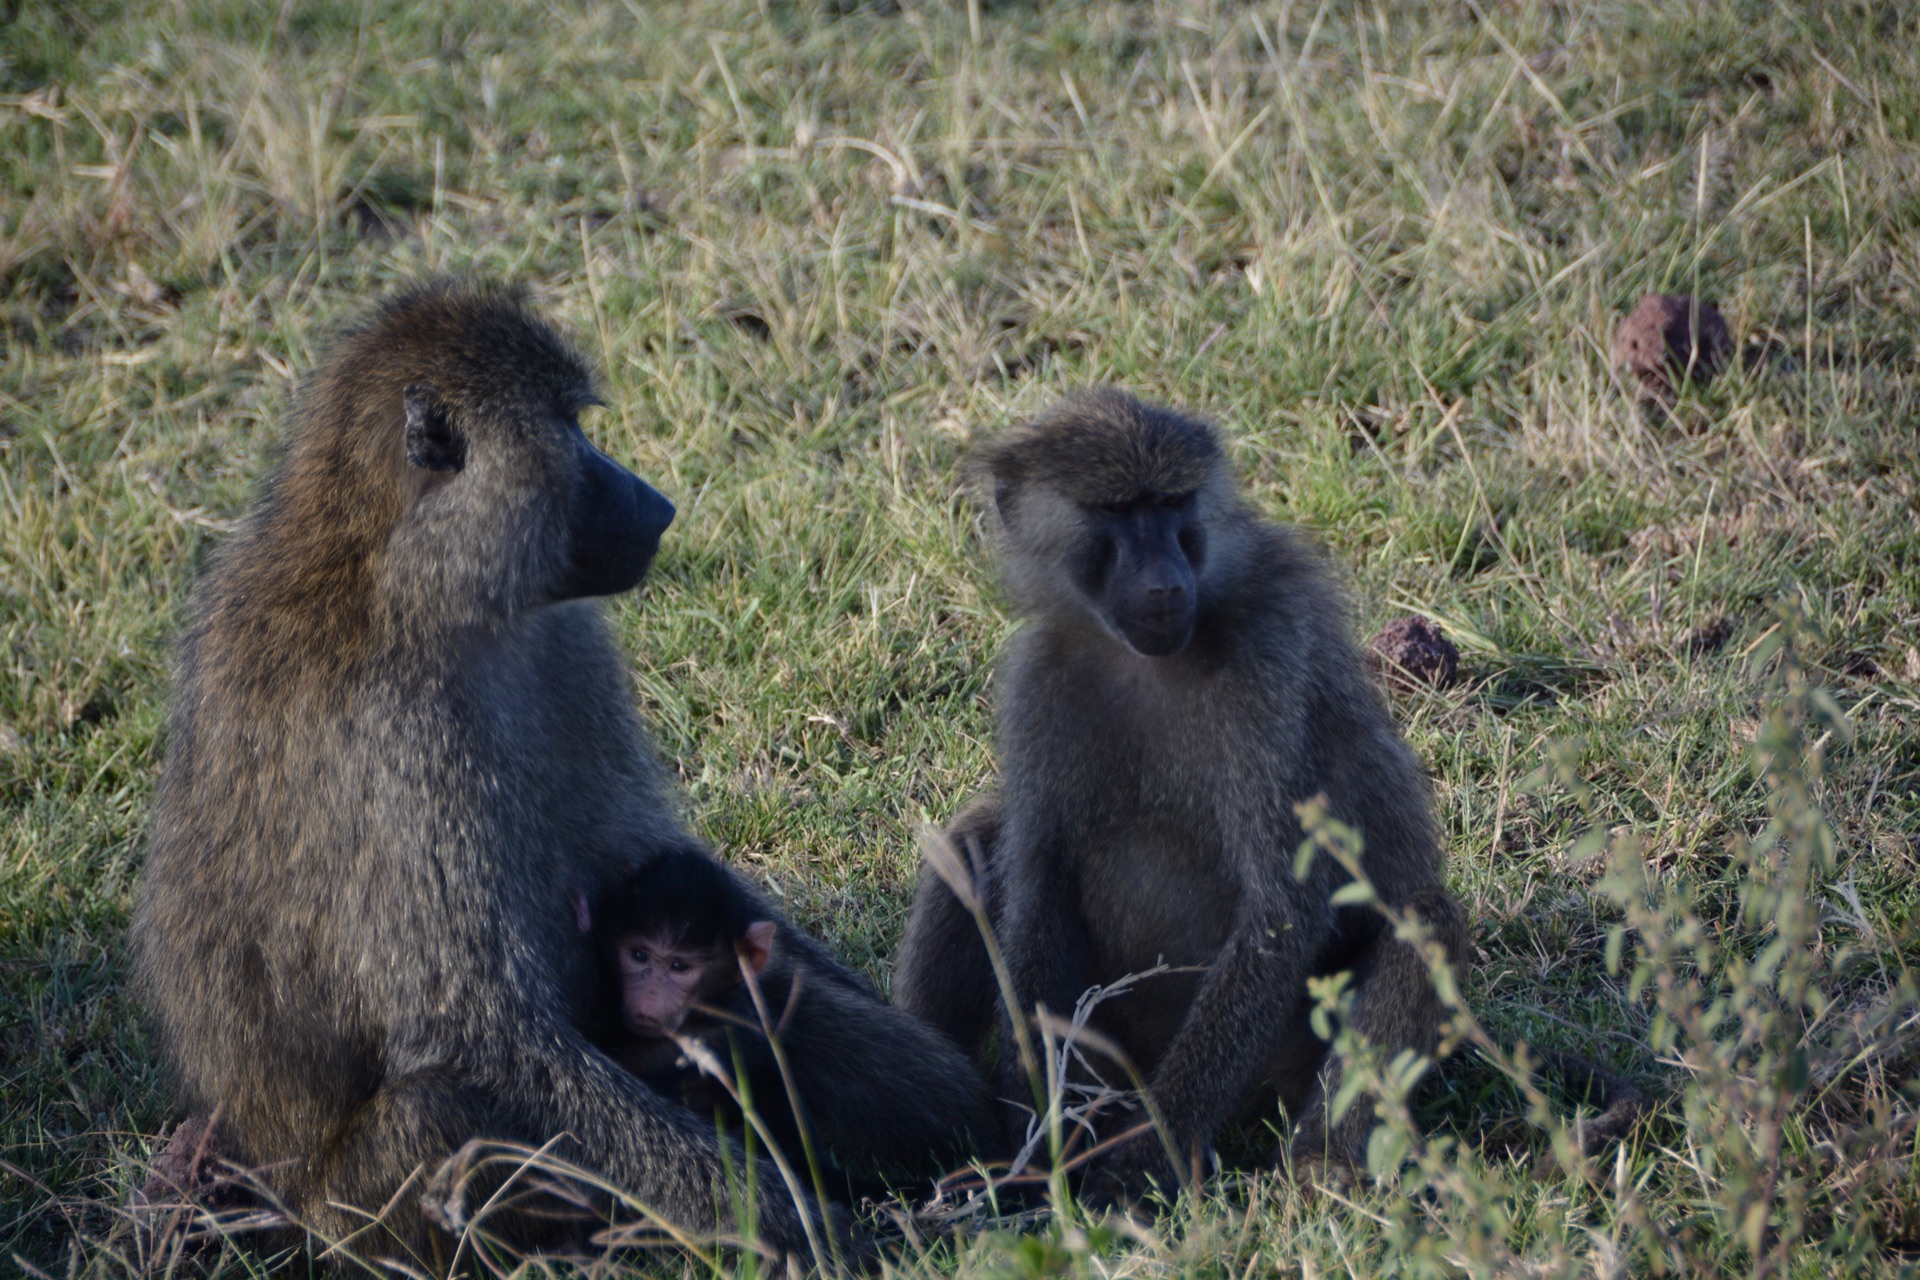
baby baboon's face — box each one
[614,932,724,1038]
[610,918,775,1038]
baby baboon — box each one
[586,849,796,1154]
[585,846,994,1194]
[893,389,1470,1196]
[133,282,987,1269]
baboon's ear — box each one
[404,383,466,473]
[992,478,1016,519]
[739,920,776,978]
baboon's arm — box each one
[992,820,1094,1102]
[1135,891,1318,1149]
[479,994,824,1251]
[1315,707,1448,906]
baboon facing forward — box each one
[894,390,1470,1196]
[133,282,988,1269]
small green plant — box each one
[1590,602,1919,1275]
[1291,599,1919,1278]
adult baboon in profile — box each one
[133,282,989,1269]
[893,389,1470,1196]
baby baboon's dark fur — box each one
[587,851,794,1149]
[588,848,991,1193]
[894,389,1471,1194]
[132,282,988,1268]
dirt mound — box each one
[1611,294,1732,402]
[1366,615,1461,691]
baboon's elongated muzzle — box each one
[562,439,676,600]
[1108,508,1197,657]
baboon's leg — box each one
[1288,888,1469,1165]
[893,864,997,1050]
[892,797,1002,1055]
[305,1068,492,1268]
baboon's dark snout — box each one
[563,443,675,600]
[634,478,675,541]
[1116,561,1197,656]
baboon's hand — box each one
[1284,1150,1359,1196]
[1077,1128,1183,1210]
[823,1200,885,1274]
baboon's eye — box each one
[1157,492,1194,510]
[1179,524,1207,566]
[1101,498,1140,516]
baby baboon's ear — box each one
[404,383,466,473]
[739,920,777,978]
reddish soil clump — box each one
[1366,615,1461,691]
[1612,294,1732,402]
[136,1115,246,1209]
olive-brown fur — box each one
[894,389,1470,1193]
[132,282,985,1268]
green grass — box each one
[4,0,1919,1274]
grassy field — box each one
[5,0,1920,1274]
